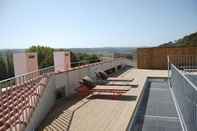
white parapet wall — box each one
[54,59,129,97]
[25,75,56,131]
[24,58,130,130]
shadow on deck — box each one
[87,94,137,101]
[38,66,134,131]
[37,95,89,131]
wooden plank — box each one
[93,85,130,90]
[39,69,168,131]
[137,47,197,69]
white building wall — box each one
[24,59,129,130]
[25,76,56,131]
[54,60,124,96]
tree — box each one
[88,54,99,63]
[5,51,14,78]
[26,45,100,69]
[77,53,100,64]
[27,45,54,68]
[0,55,8,80]
[0,51,14,81]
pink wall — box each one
[13,53,38,76]
[54,51,71,72]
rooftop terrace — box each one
[0,52,197,131]
[38,68,168,131]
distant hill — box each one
[159,32,197,47]
[0,49,24,55]
[0,47,136,57]
[69,47,136,56]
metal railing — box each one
[0,59,108,92]
[168,55,197,73]
[170,64,197,131]
[71,60,100,67]
[0,57,128,131]
[0,66,54,92]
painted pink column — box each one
[64,52,71,70]
[53,51,71,72]
[13,52,38,84]
[13,52,38,76]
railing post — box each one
[64,71,67,97]
[167,56,171,88]
[0,82,2,94]
[167,56,170,78]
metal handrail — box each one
[171,64,197,90]
[0,66,54,90]
[168,55,197,72]
[170,64,197,131]
[0,59,114,90]
[0,57,127,131]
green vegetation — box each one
[0,45,100,81]
[0,56,8,80]
[26,45,100,68]
[159,32,197,47]
[0,51,14,80]
[71,53,100,67]
[78,53,99,63]
[27,45,54,68]
[70,53,100,67]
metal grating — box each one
[132,116,182,131]
[170,64,197,131]
[130,80,182,131]
[185,74,197,86]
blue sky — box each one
[0,0,197,49]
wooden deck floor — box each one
[38,69,168,131]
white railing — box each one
[168,55,197,73]
[0,58,129,131]
[0,66,54,93]
[53,58,129,96]
[0,60,99,92]
[0,58,128,93]
[170,64,197,131]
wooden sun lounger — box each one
[77,85,130,96]
[96,71,135,82]
[93,85,130,90]
[106,77,134,81]
[89,89,128,94]
[96,79,138,87]
[92,85,130,96]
